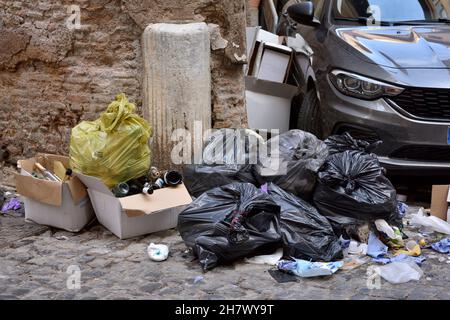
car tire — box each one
[297,89,323,139]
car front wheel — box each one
[297,89,323,139]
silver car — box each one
[273,0,450,173]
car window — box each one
[333,0,450,22]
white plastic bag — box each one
[411,208,450,235]
[378,261,423,284]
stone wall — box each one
[0,0,248,163]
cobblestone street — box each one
[1,195,449,300]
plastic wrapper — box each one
[325,132,382,156]
[277,259,343,278]
[411,208,450,235]
[313,150,399,234]
[378,261,423,284]
[265,183,343,262]
[255,130,328,200]
[183,129,263,198]
[70,94,152,188]
[178,183,282,271]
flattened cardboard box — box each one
[15,154,94,232]
[77,173,193,240]
[430,185,450,222]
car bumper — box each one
[320,78,450,172]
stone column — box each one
[142,23,212,170]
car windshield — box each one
[332,0,450,24]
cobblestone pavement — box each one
[1,194,449,300]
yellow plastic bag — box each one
[70,93,152,188]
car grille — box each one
[390,145,450,162]
[389,88,450,121]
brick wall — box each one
[0,0,248,162]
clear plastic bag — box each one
[70,94,152,188]
[378,261,423,284]
[411,208,450,235]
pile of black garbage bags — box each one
[180,129,401,271]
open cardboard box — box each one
[246,26,293,83]
[77,173,192,240]
[245,76,298,134]
[430,185,450,222]
[15,154,94,232]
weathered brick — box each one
[0,0,248,160]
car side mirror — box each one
[287,2,320,27]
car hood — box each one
[333,25,450,69]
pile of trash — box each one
[180,129,450,285]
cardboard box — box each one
[245,27,293,82]
[245,76,298,133]
[77,174,193,240]
[15,154,94,232]
[256,43,293,83]
[430,185,450,222]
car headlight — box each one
[329,70,404,100]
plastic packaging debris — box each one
[373,254,426,266]
[193,276,205,284]
[245,248,283,266]
[339,236,351,249]
[183,129,262,198]
[264,183,343,262]
[395,240,421,257]
[325,132,382,156]
[147,243,169,262]
[348,241,368,256]
[277,259,344,278]
[375,219,396,239]
[255,130,328,201]
[70,93,152,188]
[411,208,450,235]
[367,231,388,258]
[378,261,423,284]
[342,256,370,271]
[1,198,21,213]
[383,227,405,249]
[397,202,409,217]
[313,150,399,234]
[178,183,282,271]
[431,237,450,254]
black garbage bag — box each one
[255,130,328,200]
[183,164,257,198]
[264,183,343,262]
[183,129,263,198]
[178,183,282,271]
[325,132,382,156]
[313,150,399,234]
